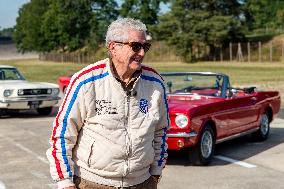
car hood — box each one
[0,80,58,89]
[168,95,222,114]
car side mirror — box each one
[167,81,172,93]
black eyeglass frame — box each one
[114,41,151,53]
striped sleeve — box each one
[153,79,169,176]
[46,71,87,188]
[140,68,170,176]
[46,63,107,188]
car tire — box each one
[188,125,215,165]
[253,112,270,141]
[37,107,53,116]
[0,109,7,116]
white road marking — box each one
[214,155,257,168]
[13,142,49,164]
[0,181,6,189]
[0,134,48,164]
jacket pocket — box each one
[140,139,155,167]
[73,129,95,165]
[87,135,124,172]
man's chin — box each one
[130,62,142,70]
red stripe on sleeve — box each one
[51,63,106,179]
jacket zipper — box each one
[122,93,131,188]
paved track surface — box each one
[0,109,284,189]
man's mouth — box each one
[131,56,142,63]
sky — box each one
[0,0,169,29]
[0,0,30,29]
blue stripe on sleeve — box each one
[141,74,169,166]
[60,72,109,177]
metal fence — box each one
[39,41,284,63]
[39,52,97,63]
[39,42,181,63]
[220,41,284,62]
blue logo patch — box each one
[139,99,149,114]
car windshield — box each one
[162,73,225,97]
[0,68,25,80]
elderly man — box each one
[46,18,169,189]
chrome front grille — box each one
[18,89,50,96]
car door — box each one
[224,94,260,134]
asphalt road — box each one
[0,109,284,189]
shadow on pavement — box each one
[167,149,191,165]
[212,126,284,166]
[167,127,284,167]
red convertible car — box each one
[58,75,72,94]
[58,72,281,165]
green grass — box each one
[148,61,284,85]
[1,59,284,85]
[0,59,88,83]
[1,59,284,106]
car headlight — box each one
[4,89,14,97]
[175,114,189,128]
[51,88,59,95]
[18,89,24,95]
[47,89,52,94]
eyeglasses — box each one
[114,41,151,53]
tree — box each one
[156,0,245,62]
[244,0,284,32]
[42,0,93,52]
[120,0,168,36]
[14,0,117,52]
[87,0,119,50]
[13,0,50,52]
[0,27,14,37]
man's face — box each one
[109,29,148,72]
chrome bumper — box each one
[0,96,61,103]
[0,97,61,109]
[167,131,197,138]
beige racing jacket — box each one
[46,58,169,189]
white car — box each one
[0,65,60,116]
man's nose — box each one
[137,48,145,56]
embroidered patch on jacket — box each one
[139,99,149,114]
[95,100,118,115]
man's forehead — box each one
[127,29,146,40]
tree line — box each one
[10,0,284,62]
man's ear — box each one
[108,42,117,58]
[108,42,115,51]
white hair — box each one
[105,18,147,46]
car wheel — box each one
[188,125,215,165]
[0,109,7,116]
[253,112,270,141]
[37,107,53,116]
